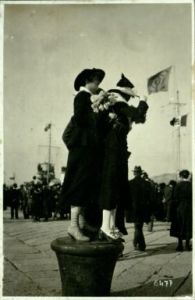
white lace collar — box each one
[79,86,92,95]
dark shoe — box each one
[133,241,138,249]
[133,242,145,251]
[118,252,124,258]
[185,245,192,251]
[98,229,125,242]
[82,223,99,234]
[138,245,146,251]
[176,245,184,251]
[118,227,128,235]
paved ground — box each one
[3,209,193,297]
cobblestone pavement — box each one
[3,209,193,297]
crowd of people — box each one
[3,178,70,222]
[3,167,192,252]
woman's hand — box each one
[107,92,127,105]
[91,90,107,104]
[140,95,148,102]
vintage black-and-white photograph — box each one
[2,0,194,297]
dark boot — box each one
[176,238,183,251]
[185,239,192,251]
[67,206,89,242]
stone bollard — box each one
[51,236,124,296]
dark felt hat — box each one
[117,73,134,89]
[74,68,105,91]
[115,73,138,97]
[179,169,190,179]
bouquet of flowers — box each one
[91,88,149,130]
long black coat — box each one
[61,91,101,208]
[98,103,130,210]
[127,176,152,223]
[98,100,148,211]
[170,180,192,239]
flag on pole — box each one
[180,114,187,126]
[170,114,188,127]
[44,123,51,131]
[147,66,172,94]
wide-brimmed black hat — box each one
[74,68,105,91]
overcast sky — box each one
[4,3,192,184]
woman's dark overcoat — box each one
[170,180,192,240]
[98,101,148,211]
[60,91,101,208]
[98,110,130,210]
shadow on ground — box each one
[111,275,192,296]
[119,243,191,261]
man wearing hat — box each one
[61,68,106,241]
[128,166,152,251]
[10,183,20,219]
[96,74,149,241]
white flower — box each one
[109,112,117,120]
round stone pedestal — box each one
[51,236,124,296]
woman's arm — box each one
[74,91,92,127]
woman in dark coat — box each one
[95,74,149,241]
[170,170,192,251]
[61,68,105,241]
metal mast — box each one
[47,123,52,184]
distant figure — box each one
[129,166,151,251]
[164,180,176,222]
[20,184,30,219]
[154,183,166,221]
[170,170,192,251]
[10,184,20,219]
[42,182,51,222]
[141,172,154,232]
[3,184,8,210]
[31,182,42,222]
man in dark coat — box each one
[129,166,151,251]
[20,184,30,219]
[60,68,106,241]
[142,172,155,232]
[42,182,52,221]
[154,183,166,221]
[31,182,42,222]
[10,183,20,219]
[164,180,176,221]
[170,170,192,251]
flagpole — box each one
[176,90,181,173]
[47,123,52,184]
